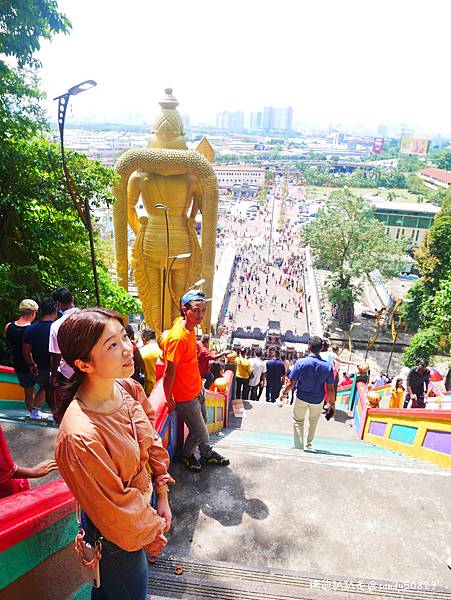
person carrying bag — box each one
[55,308,174,599]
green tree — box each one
[398,154,423,173]
[402,206,451,364]
[0,1,141,363]
[406,173,431,198]
[387,191,396,202]
[430,149,451,171]
[303,190,407,328]
[0,136,140,324]
[265,170,274,183]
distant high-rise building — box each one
[262,106,275,130]
[249,111,263,130]
[182,114,190,129]
[215,110,245,131]
[262,106,293,131]
[377,124,387,136]
[332,132,345,145]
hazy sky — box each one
[38,0,450,133]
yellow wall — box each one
[364,413,451,468]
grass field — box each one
[307,186,420,203]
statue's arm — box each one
[127,172,141,235]
[197,179,217,253]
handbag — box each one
[74,503,102,588]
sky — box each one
[38,0,451,134]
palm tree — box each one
[387,191,396,202]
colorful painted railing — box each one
[363,408,451,468]
[352,381,370,438]
[336,382,354,411]
[0,365,234,598]
[0,366,25,407]
[353,381,451,468]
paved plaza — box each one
[217,185,310,337]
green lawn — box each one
[306,186,420,203]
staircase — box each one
[149,401,451,599]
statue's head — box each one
[148,87,187,150]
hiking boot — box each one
[181,454,202,472]
[200,450,230,466]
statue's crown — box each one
[148,88,187,150]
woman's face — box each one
[80,318,134,380]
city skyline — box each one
[37,0,451,136]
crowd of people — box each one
[2,287,233,598]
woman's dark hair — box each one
[210,361,223,381]
[55,308,125,422]
[40,297,57,316]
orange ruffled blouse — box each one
[55,378,173,552]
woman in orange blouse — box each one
[55,308,173,600]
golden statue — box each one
[112,88,218,332]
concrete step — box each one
[211,432,446,474]
[149,556,451,600]
[212,441,446,475]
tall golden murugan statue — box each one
[112,88,218,332]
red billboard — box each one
[372,137,385,154]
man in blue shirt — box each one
[280,336,335,450]
[23,298,57,418]
[265,348,286,403]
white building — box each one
[214,166,265,188]
[419,167,451,190]
[373,200,440,247]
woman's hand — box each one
[156,493,172,532]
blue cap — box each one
[181,290,209,306]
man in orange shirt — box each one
[162,290,230,472]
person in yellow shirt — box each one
[235,348,252,400]
[389,378,405,409]
[140,329,162,395]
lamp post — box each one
[155,203,170,330]
[53,80,100,305]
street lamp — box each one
[155,204,170,330]
[53,80,100,305]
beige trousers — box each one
[292,398,323,449]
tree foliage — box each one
[0,0,141,363]
[430,149,451,171]
[402,205,451,364]
[303,190,407,327]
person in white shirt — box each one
[248,348,266,401]
[49,288,78,420]
[374,372,389,387]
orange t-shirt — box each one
[164,318,202,402]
